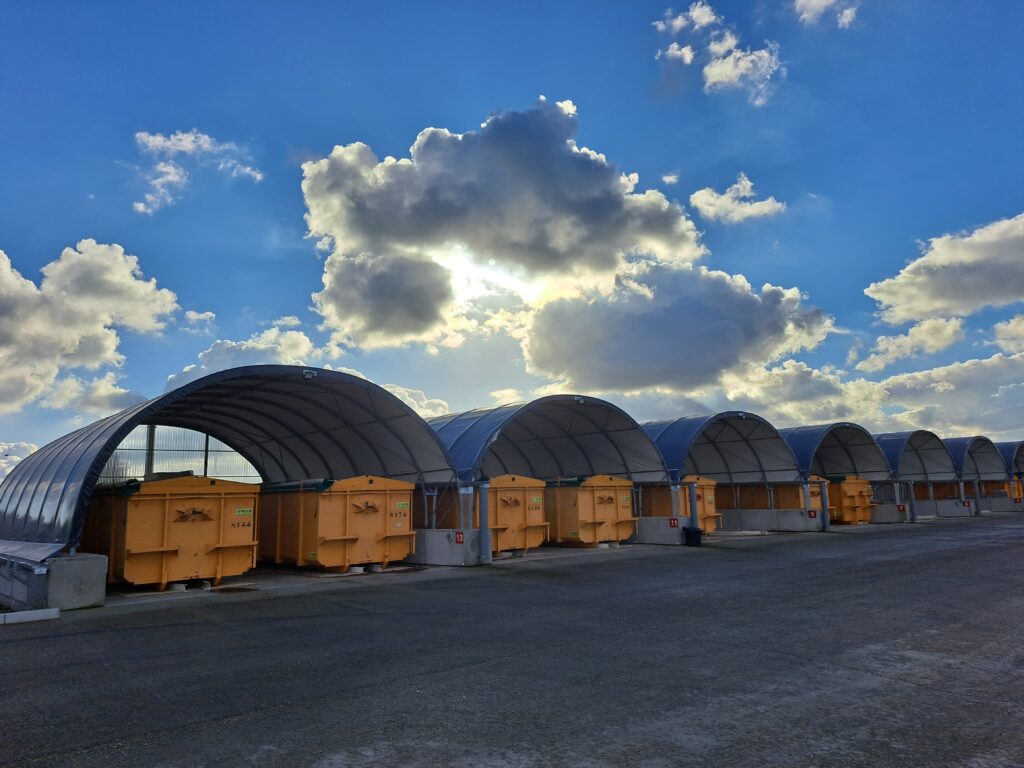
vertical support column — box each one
[819,480,831,531]
[458,485,474,530]
[669,484,681,518]
[688,484,700,530]
[802,480,812,518]
[907,481,918,523]
[144,424,156,480]
[202,432,210,477]
[957,480,965,502]
[972,479,982,516]
[927,482,934,501]
[477,480,492,565]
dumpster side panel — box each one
[484,475,548,553]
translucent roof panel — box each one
[644,412,801,484]
[0,365,455,561]
[943,437,1009,481]
[873,431,957,482]
[995,441,1024,476]
[428,396,668,483]
[779,423,892,481]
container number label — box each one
[532,497,543,503]
[235,508,253,516]
[396,501,410,509]
[621,496,631,504]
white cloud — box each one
[994,315,1024,353]
[882,353,1024,438]
[689,172,787,223]
[653,9,690,34]
[864,212,1024,324]
[662,173,680,185]
[133,160,187,215]
[837,6,857,28]
[0,239,177,414]
[688,1,720,29]
[657,42,695,64]
[794,0,838,24]
[855,318,965,372]
[183,309,216,334]
[490,388,524,405]
[133,128,262,214]
[703,40,784,106]
[708,30,738,57]
[42,372,146,415]
[525,259,832,392]
[0,442,38,481]
[302,98,703,349]
[272,315,302,328]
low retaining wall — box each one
[633,517,685,545]
[0,553,106,611]
[871,504,908,524]
[718,508,821,532]
[406,529,482,566]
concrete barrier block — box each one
[46,553,107,610]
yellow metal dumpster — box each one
[414,475,549,554]
[827,477,874,524]
[545,476,637,545]
[260,476,415,569]
[641,476,720,532]
[82,476,259,589]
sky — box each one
[1,0,1023,466]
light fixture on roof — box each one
[303,369,317,380]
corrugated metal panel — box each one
[0,365,456,560]
[942,437,1008,481]
[995,441,1024,476]
[427,396,668,483]
[873,431,957,481]
[644,412,801,484]
[779,423,891,481]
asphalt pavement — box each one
[2,514,1023,767]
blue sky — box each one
[1,0,1023,457]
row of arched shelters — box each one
[1,365,1021,609]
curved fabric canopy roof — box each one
[779,423,891,481]
[643,412,801,484]
[428,396,668,483]
[943,437,1008,481]
[873,431,957,482]
[0,365,455,561]
[995,441,1024,477]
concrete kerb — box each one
[1,607,60,626]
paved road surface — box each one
[2,515,1023,767]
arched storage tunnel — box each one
[642,412,818,535]
[994,441,1024,509]
[943,436,1015,513]
[414,395,668,565]
[779,423,897,524]
[0,365,456,610]
[873,431,966,520]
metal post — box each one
[688,483,700,530]
[957,480,965,502]
[972,479,982,516]
[802,480,812,517]
[202,432,210,477]
[143,424,156,480]
[819,480,831,531]
[458,485,474,529]
[477,480,492,565]
[927,482,934,501]
[907,481,918,523]
[669,484,681,518]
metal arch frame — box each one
[427,395,668,483]
[942,436,1009,482]
[643,411,801,484]
[0,365,457,560]
[995,441,1024,478]
[779,422,892,482]
[873,430,957,482]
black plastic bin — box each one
[683,526,703,547]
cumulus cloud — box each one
[993,315,1024,353]
[313,252,455,348]
[381,384,450,418]
[0,442,38,481]
[302,98,703,348]
[882,353,1024,438]
[490,388,524,405]
[183,309,216,334]
[794,0,838,24]
[837,7,857,28]
[688,1,720,29]
[133,128,262,214]
[662,173,680,185]
[689,172,787,223]
[703,40,784,106]
[864,212,1024,324]
[0,239,177,413]
[657,43,695,64]
[525,260,832,392]
[42,372,146,415]
[653,3,718,35]
[855,318,965,372]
